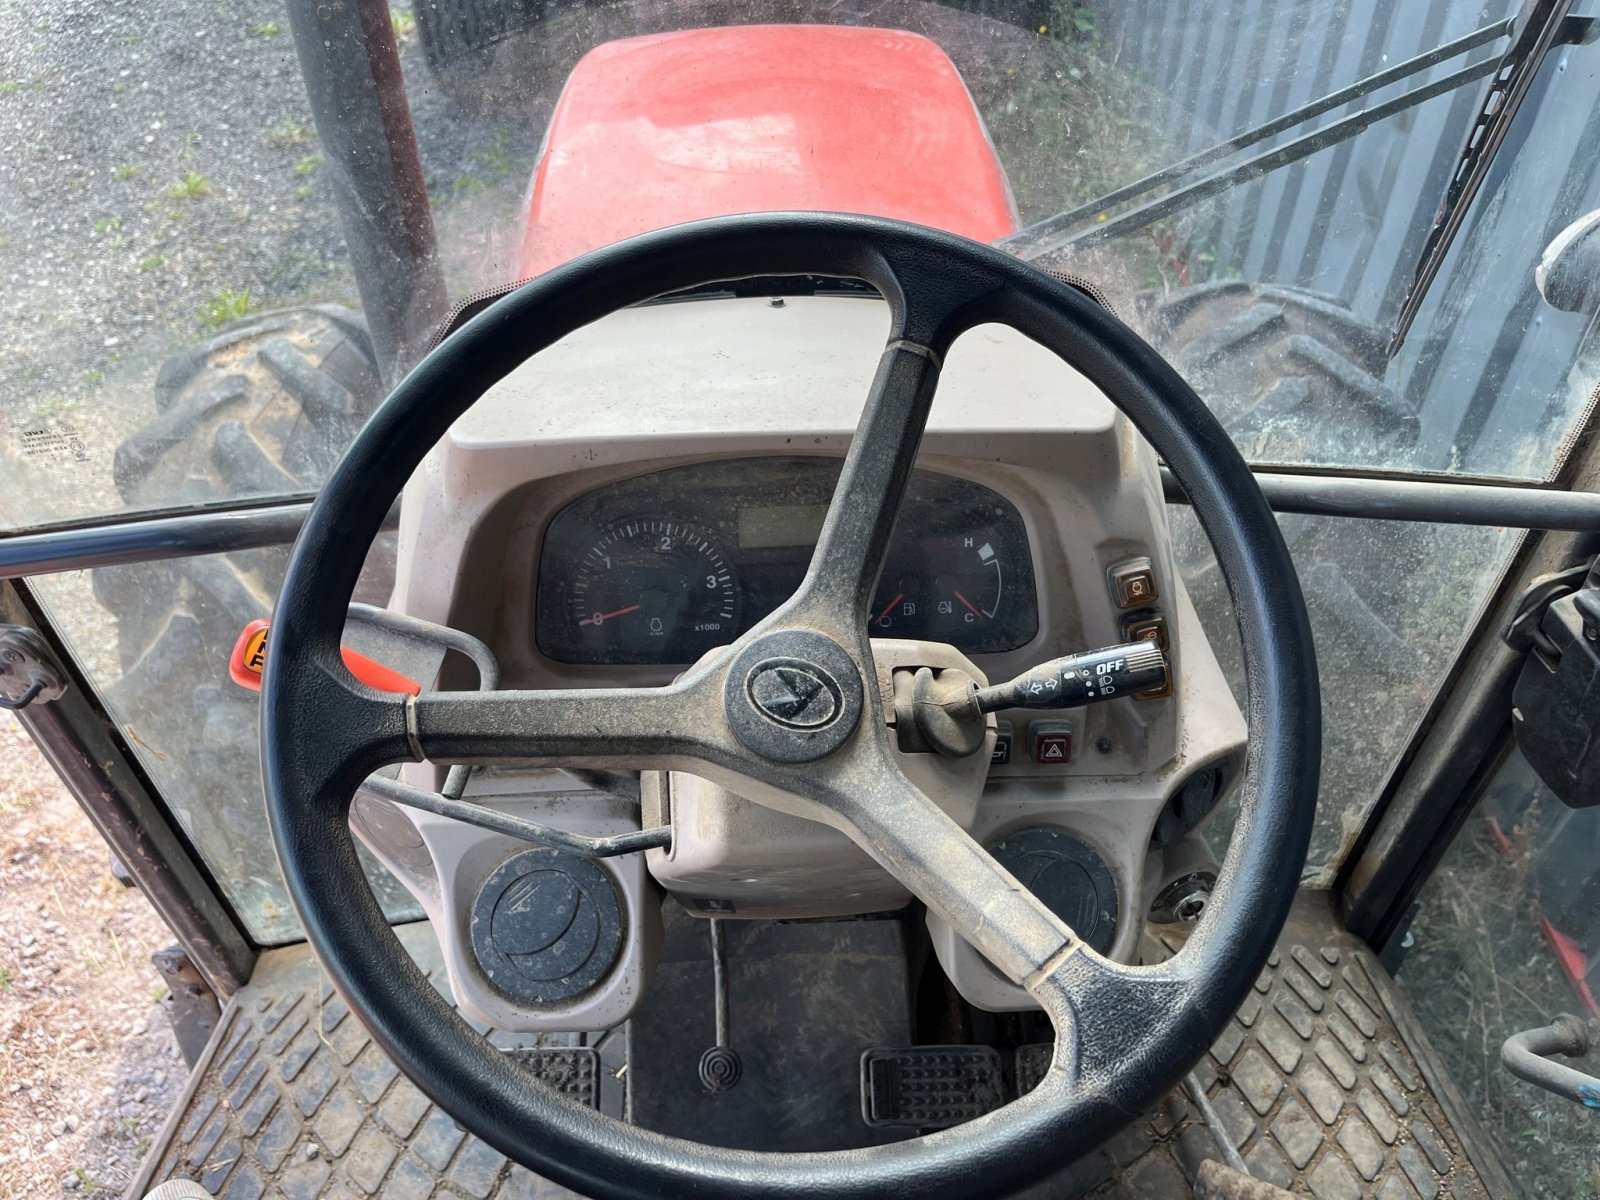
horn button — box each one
[724,630,864,762]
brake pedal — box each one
[505,1046,600,1107]
[859,1045,1003,1128]
[1015,1042,1053,1094]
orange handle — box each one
[228,618,421,696]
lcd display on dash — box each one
[738,502,829,549]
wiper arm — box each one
[1012,55,1510,262]
[1387,0,1595,356]
[999,17,1513,260]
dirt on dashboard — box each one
[0,711,181,1200]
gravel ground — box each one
[0,0,540,531]
[0,711,183,1200]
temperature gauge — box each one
[925,534,1006,641]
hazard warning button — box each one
[1029,721,1073,766]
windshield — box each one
[4,0,1597,537]
[7,0,1600,940]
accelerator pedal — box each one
[859,1045,1003,1128]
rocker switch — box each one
[1109,557,1158,609]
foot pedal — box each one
[860,1045,1003,1128]
[504,1046,600,1107]
[1015,1042,1053,1094]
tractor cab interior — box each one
[1,1,1598,1198]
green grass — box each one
[294,185,312,202]
[267,120,314,148]
[137,254,164,273]
[0,73,47,95]
[93,216,121,235]
[32,396,80,421]
[293,154,320,176]
[199,288,256,329]
[391,10,416,42]
[247,20,282,38]
[0,964,12,992]
[165,171,211,201]
[83,367,105,385]
[113,162,139,181]
[438,132,519,203]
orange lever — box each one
[228,618,421,696]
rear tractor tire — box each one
[1136,280,1416,468]
[92,304,388,752]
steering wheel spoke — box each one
[407,675,739,768]
[792,752,1077,987]
[788,338,943,631]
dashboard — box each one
[534,457,1038,665]
[370,295,1249,1024]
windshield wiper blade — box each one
[1387,0,1593,356]
[999,17,1513,260]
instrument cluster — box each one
[535,456,1038,665]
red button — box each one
[1030,722,1073,765]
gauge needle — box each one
[874,593,904,624]
[953,590,985,619]
[579,604,641,626]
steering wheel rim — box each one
[260,213,1320,1199]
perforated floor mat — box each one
[131,893,1513,1199]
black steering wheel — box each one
[260,214,1320,1199]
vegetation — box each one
[199,288,256,329]
[391,10,416,42]
[164,171,211,201]
[246,20,282,38]
[267,120,314,148]
[113,163,138,181]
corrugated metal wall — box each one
[1090,0,1600,477]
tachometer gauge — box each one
[567,520,738,663]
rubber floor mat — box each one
[129,922,597,1199]
[1014,891,1519,1199]
[131,892,1514,1199]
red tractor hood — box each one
[517,25,1019,276]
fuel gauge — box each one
[869,576,927,635]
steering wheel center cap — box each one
[724,631,863,762]
[748,660,840,728]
